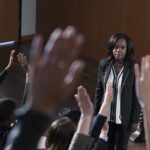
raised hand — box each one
[5,50,16,71]
[99,82,113,116]
[28,26,84,115]
[17,53,31,73]
[75,86,93,117]
[75,86,93,135]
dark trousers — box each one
[107,122,131,150]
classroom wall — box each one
[36,0,150,61]
[21,0,37,36]
[0,0,19,42]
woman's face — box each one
[113,39,127,61]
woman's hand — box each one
[5,50,16,71]
[75,86,93,117]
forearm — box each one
[99,103,110,117]
[5,65,11,71]
[77,115,93,136]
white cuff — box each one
[99,132,108,141]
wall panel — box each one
[0,0,19,42]
[37,0,150,61]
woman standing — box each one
[94,33,141,150]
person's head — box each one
[45,117,75,150]
[0,98,16,126]
[107,33,134,61]
[58,108,81,127]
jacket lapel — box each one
[121,61,130,90]
[103,59,130,90]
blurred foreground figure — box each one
[134,55,150,150]
[0,50,15,85]
[6,26,84,150]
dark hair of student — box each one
[58,108,81,126]
[45,117,75,150]
[107,33,134,60]
[0,98,16,124]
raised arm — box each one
[0,50,15,84]
[5,50,15,71]
[75,86,93,135]
[68,86,94,150]
[17,53,32,105]
[90,83,113,150]
[134,55,150,150]
[90,82,113,139]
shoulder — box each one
[98,57,112,71]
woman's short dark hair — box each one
[107,33,134,60]
[45,117,75,150]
